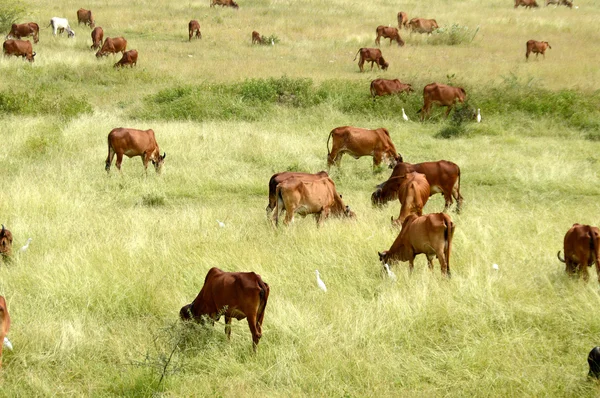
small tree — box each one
[0,2,26,34]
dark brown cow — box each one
[378,213,455,276]
[373,172,430,225]
[374,161,463,212]
[327,126,401,170]
[6,22,39,43]
[515,0,539,7]
[0,296,10,368]
[272,177,355,226]
[375,26,405,47]
[397,12,409,29]
[90,26,103,50]
[252,30,262,45]
[266,171,329,215]
[76,8,95,28]
[418,82,466,121]
[408,18,439,34]
[589,347,600,379]
[114,49,138,68]
[546,0,572,7]
[105,128,166,174]
[180,267,269,352]
[370,79,413,97]
[189,20,201,41]
[354,48,388,72]
[0,225,13,260]
[95,36,127,58]
[526,40,551,60]
[557,224,600,283]
[2,39,35,62]
[210,0,239,8]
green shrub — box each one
[259,34,280,45]
[0,2,25,33]
[0,90,92,120]
[428,24,478,46]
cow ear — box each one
[378,251,384,261]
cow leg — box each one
[372,153,383,170]
[426,255,435,270]
[453,185,463,213]
[436,249,449,277]
[580,263,590,282]
[224,316,232,339]
[408,259,415,274]
[189,30,192,41]
[142,152,150,176]
[316,207,330,226]
[115,152,124,172]
[284,206,295,225]
[375,35,380,46]
[443,191,453,213]
[246,313,261,352]
[358,59,364,72]
[444,105,453,119]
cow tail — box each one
[257,278,269,316]
[326,129,334,157]
[444,214,455,275]
[589,227,599,268]
[370,81,376,97]
[353,48,361,61]
[274,184,284,225]
[105,135,113,171]
[268,175,278,212]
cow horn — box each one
[557,251,566,263]
[1,224,4,235]
[162,152,166,159]
[32,52,36,57]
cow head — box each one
[151,152,166,173]
[28,52,36,62]
[378,251,389,264]
[380,58,389,70]
[545,42,551,49]
[397,36,405,47]
[0,225,13,258]
[95,50,105,58]
[67,27,75,38]
[232,1,239,7]
[344,205,356,219]
[179,304,193,321]
[589,347,600,379]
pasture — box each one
[1,0,600,395]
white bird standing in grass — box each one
[383,263,397,281]
[492,263,499,270]
[402,108,409,121]
[216,220,225,228]
[20,237,32,253]
[315,270,327,292]
[3,336,13,351]
[477,108,481,123]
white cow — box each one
[48,17,75,37]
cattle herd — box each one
[1,0,599,380]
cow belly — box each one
[228,308,247,320]
[430,186,442,195]
[123,149,142,157]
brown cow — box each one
[0,225,13,261]
[76,8,95,28]
[375,26,405,47]
[370,79,413,97]
[374,161,463,213]
[2,39,35,62]
[378,213,455,277]
[6,22,39,43]
[95,36,127,58]
[272,177,355,226]
[515,0,539,7]
[90,26,103,50]
[189,20,201,41]
[408,18,439,34]
[252,30,262,45]
[266,171,329,216]
[418,83,466,121]
[397,12,409,29]
[546,0,573,7]
[526,40,551,60]
[354,48,388,72]
[327,126,401,170]
[0,296,11,368]
[374,172,430,225]
[557,224,600,283]
[180,267,269,352]
[105,128,166,174]
[210,0,239,8]
[114,49,138,68]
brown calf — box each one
[526,40,551,60]
[354,48,389,72]
[557,224,600,283]
[327,126,401,170]
[189,20,201,41]
[266,171,329,216]
[114,49,138,68]
[418,82,466,121]
[375,26,405,47]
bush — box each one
[259,34,280,45]
[429,24,479,46]
[0,2,25,33]
[0,90,92,120]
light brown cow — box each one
[76,8,95,28]
[354,48,388,72]
[327,126,401,170]
[210,0,239,8]
[546,0,573,7]
[189,20,201,41]
[180,267,269,352]
[557,224,600,283]
[0,296,11,368]
[90,26,103,50]
[374,172,430,225]
[114,49,138,68]
[418,83,466,121]
[2,39,35,62]
[0,225,13,261]
[375,26,405,47]
[95,36,127,58]
[272,177,355,226]
[374,161,463,212]
[370,79,413,97]
[515,0,539,8]
[397,12,409,29]
[378,213,455,276]
[526,40,551,60]
[408,18,439,34]
[266,171,329,215]
[6,22,39,43]
[252,30,262,45]
[105,128,166,174]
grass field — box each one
[1,0,600,396]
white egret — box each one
[477,108,481,123]
[216,220,225,228]
[20,238,32,253]
[402,108,409,121]
[315,270,327,292]
[384,263,397,281]
[3,336,13,351]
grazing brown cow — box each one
[370,79,413,97]
[180,267,269,352]
[0,225,13,260]
[0,296,11,368]
[418,82,466,121]
[114,49,138,68]
[374,172,430,225]
[379,213,455,276]
[546,0,572,7]
[95,36,127,58]
[272,177,355,226]
[76,8,95,28]
[557,224,600,283]
[210,0,239,8]
[266,171,329,215]
[526,40,551,60]
[252,30,262,45]
[6,22,39,43]
[515,0,539,8]
[408,18,439,34]
[375,26,405,47]
[90,26,103,50]
[374,161,463,212]
[327,126,401,170]
[105,128,166,174]
[2,39,35,62]
[397,12,409,29]
[354,48,389,72]
[189,20,201,41]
